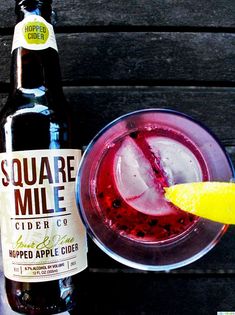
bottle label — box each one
[0,149,87,282]
[12,15,58,52]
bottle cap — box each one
[15,0,53,22]
[15,0,52,5]
[15,0,52,8]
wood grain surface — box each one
[0,32,234,84]
[0,0,234,314]
[0,0,234,29]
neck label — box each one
[12,15,58,52]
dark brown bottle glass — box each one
[0,1,87,314]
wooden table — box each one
[0,1,235,314]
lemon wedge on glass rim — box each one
[165,182,235,225]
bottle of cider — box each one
[0,0,87,314]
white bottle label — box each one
[12,15,58,52]
[0,149,87,282]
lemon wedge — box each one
[165,182,235,224]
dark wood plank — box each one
[75,273,235,315]
[58,32,235,84]
[54,0,235,29]
[0,1,235,29]
[1,265,235,315]
[64,86,235,146]
[1,86,235,161]
[0,32,234,84]
[1,86,235,145]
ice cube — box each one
[146,136,202,185]
[113,137,174,216]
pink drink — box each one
[78,109,233,270]
[96,128,208,243]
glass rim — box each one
[76,108,234,271]
[85,221,228,271]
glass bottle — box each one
[0,0,87,314]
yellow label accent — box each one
[23,21,49,45]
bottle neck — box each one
[11,1,63,101]
[11,48,63,99]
